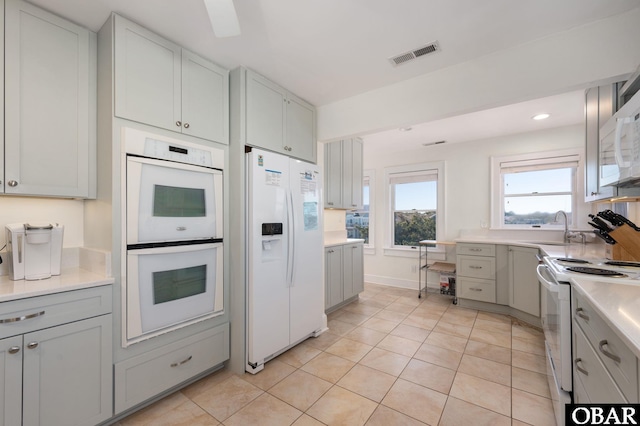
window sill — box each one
[363,247,375,256]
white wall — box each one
[0,196,84,248]
[363,124,586,288]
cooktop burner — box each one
[565,266,628,277]
[603,260,640,268]
[556,258,590,264]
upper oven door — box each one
[127,156,223,245]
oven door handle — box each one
[537,265,559,293]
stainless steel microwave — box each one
[599,89,640,187]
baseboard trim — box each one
[364,274,440,291]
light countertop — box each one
[0,268,114,302]
[324,238,365,247]
[571,278,640,359]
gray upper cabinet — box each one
[324,138,363,209]
[245,69,316,162]
[324,141,343,208]
[114,15,229,144]
[3,0,96,198]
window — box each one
[346,172,372,245]
[385,162,444,249]
[492,150,580,228]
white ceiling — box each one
[27,0,640,147]
[362,90,586,150]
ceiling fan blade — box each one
[203,0,241,38]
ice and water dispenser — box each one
[261,223,283,261]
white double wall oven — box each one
[122,127,224,346]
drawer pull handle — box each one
[469,288,482,292]
[27,342,39,350]
[598,340,621,363]
[0,310,45,324]
[8,346,20,355]
[469,248,482,252]
[575,358,588,376]
[576,308,589,321]
[469,266,483,269]
[171,355,193,368]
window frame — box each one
[490,148,582,229]
[384,161,445,257]
[346,170,374,252]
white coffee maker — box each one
[5,223,64,280]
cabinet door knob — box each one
[176,121,182,127]
[27,342,39,350]
[8,346,20,355]
[183,123,190,129]
[7,180,18,187]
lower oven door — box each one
[126,242,224,344]
[537,264,572,392]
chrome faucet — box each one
[555,210,570,243]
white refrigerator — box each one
[246,149,326,373]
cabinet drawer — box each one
[573,324,627,403]
[0,285,112,339]
[457,255,495,279]
[573,290,638,402]
[114,322,229,414]
[457,243,495,257]
[458,277,496,303]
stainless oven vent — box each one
[389,41,440,66]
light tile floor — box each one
[116,283,556,426]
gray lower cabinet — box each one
[325,242,364,312]
[344,242,364,300]
[456,243,496,303]
[508,245,540,317]
[114,323,229,414]
[0,286,113,426]
[572,288,638,403]
[325,246,343,309]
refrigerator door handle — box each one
[286,189,295,287]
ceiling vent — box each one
[389,41,440,67]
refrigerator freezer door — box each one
[247,150,291,365]
[288,159,324,344]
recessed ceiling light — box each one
[532,113,550,120]
[399,127,412,132]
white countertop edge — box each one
[324,238,365,247]
[0,267,114,303]
[571,278,640,359]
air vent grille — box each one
[389,41,439,67]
